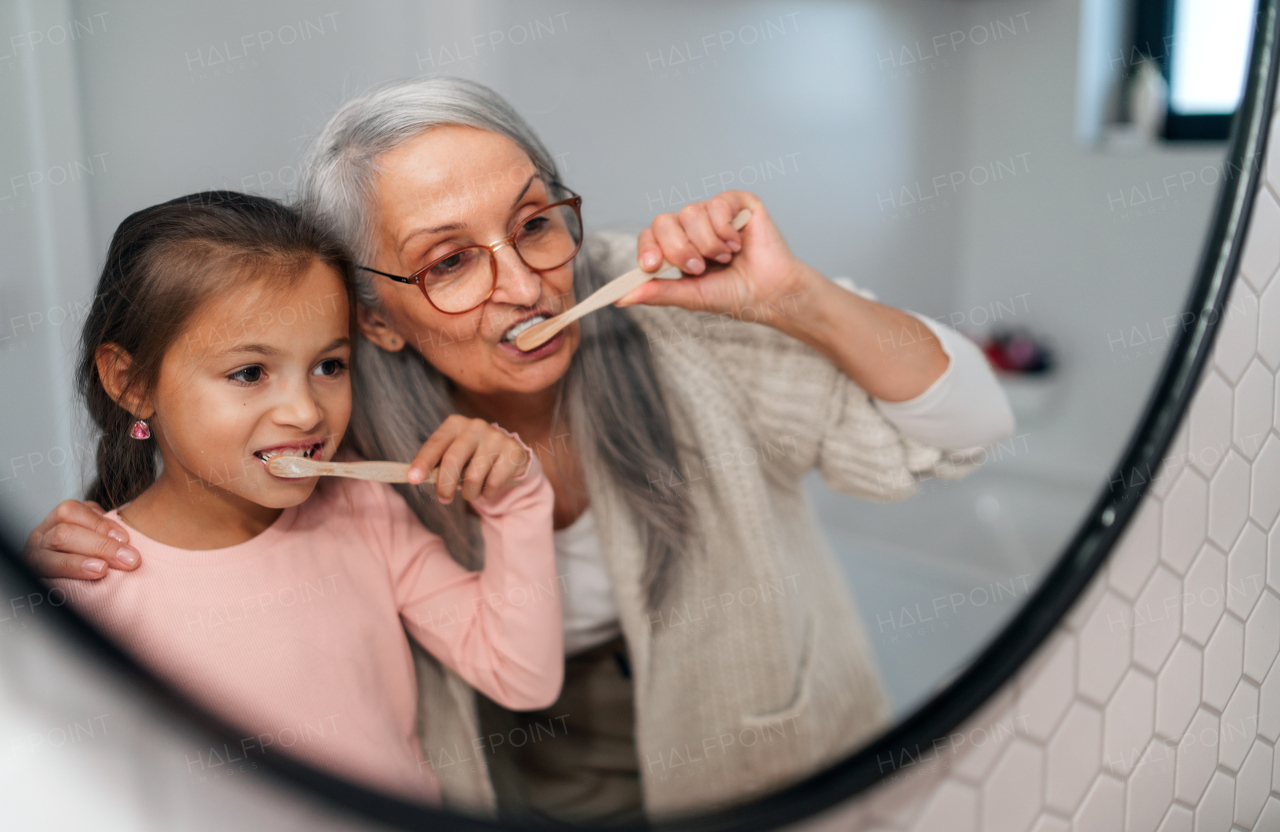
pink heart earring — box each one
[129,419,151,440]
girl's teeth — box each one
[257,445,319,461]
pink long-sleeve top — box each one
[49,457,563,803]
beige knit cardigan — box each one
[410,232,971,820]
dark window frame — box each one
[1131,0,1248,140]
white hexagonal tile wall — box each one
[1203,615,1245,710]
[1027,816,1069,832]
[1270,520,1280,596]
[950,690,1017,782]
[1064,568,1109,632]
[1275,364,1280,431]
[1161,471,1209,574]
[1104,670,1155,777]
[1227,521,1267,618]
[863,769,934,830]
[1108,499,1161,601]
[1252,434,1280,530]
[1181,543,1227,646]
[1239,186,1280,293]
[908,780,976,832]
[1186,373,1233,479]
[1151,421,1190,501]
[1232,360,1274,459]
[1014,633,1074,743]
[1212,282,1259,384]
[1193,770,1235,832]
[1233,740,1272,827]
[1260,651,1280,742]
[1207,450,1250,550]
[1175,708,1219,804]
[1218,679,1260,773]
[1073,774,1124,832]
[1078,591,1134,705]
[1155,640,1202,740]
[1256,798,1280,832]
[981,740,1042,832]
[1259,273,1280,370]
[1045,702,1101,814]
[1125,737,1175,832]
[1155,804,1194,832]
[1243,589,1280,683]
[1133,566,1182,673]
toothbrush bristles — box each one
[267,456,311,478]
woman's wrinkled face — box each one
[366,126,578,396]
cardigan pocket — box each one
[740,614,817,729]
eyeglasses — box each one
[360,191,584,315]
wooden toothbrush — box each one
[266,456,437,484]
[513,208,752,351]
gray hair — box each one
[298,77,688,608]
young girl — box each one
[48,191,563,803]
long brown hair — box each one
[78,191,356,509]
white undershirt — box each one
[554,509,622,655]
[556,285,1016,655]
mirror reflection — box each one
[0,0,1252,824]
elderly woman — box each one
[26,78,1012,821]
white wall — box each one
[0,0,99,540]
[66,0,970,310]
[951,0,1230,486]
[0,0,971,540]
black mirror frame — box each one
[3,3,1278,829]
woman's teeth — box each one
[504,315,547,342]
[254,444,320,462]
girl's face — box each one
[145,260,352,510]
[364,126,578,396]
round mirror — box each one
[1,1,1273,828]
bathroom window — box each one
[1131,0,1258,139]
